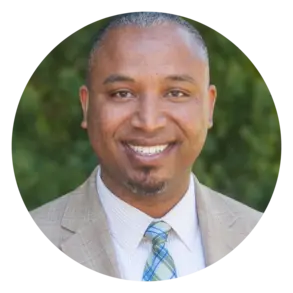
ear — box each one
[207,84,217,129]
[79,85,89,129]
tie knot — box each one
[144,221,172,245]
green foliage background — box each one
[12,16,281,212]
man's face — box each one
[80,23,216,196]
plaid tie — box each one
[142,221,177,281]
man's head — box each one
[79,12,216,199]
[86,12,209,88]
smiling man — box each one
[31,12,262,281]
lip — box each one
[121,142,178,165]
[122,139,175,147]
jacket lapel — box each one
[193,175,240,267]
[60,167,120,278]
[59,168,242,275]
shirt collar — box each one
[161,176,198,251]
[96,166,198,252]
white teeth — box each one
[128,144,168,156]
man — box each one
[31,12,262,281]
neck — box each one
[100,167,191,218]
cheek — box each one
[87,101,132,143]
[86,102,109,144]
[175,100,208,132]
[174,102,208,152]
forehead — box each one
[91,23,208,81]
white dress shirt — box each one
[96,166,205,280]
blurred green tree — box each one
[12,16,281,212]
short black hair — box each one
[86,12,208,87]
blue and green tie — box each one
[142,221,178,281]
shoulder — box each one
[28,178,86,224]
[199,182,263,231]
[30,193,69,224]
[30,190,76,248]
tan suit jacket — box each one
[31,166,262,278]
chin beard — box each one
[124,180,167,196]
[124,167,167,196]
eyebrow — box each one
[103,74,135,85]
[102,73,196,85]
[165,74,196,84]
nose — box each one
[130,94,167,133]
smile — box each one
[128,144,168,156]
[121,141,178,165]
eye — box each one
[165,90,189,98]
[110,90,134,99]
